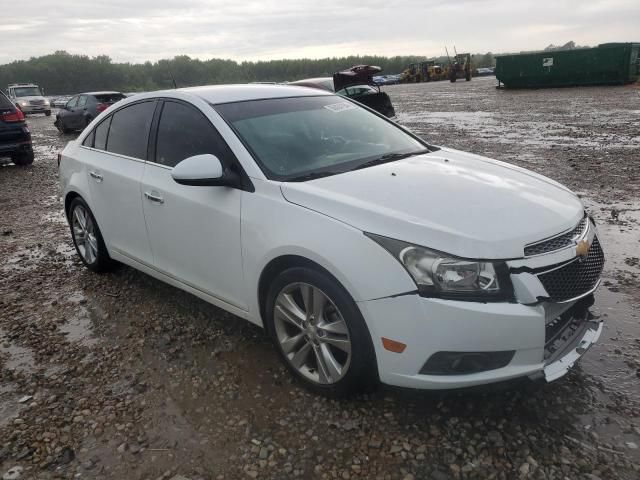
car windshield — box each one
[13,87,41,97]
[215,95,429,181]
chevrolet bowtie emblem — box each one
[576,240,591,258]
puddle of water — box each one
[0,328,37,374]
[58,291,101,347]
[59,309,99,347]
[0,383,26,429]
[397,110,639,149]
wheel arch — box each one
[64,191,83,219]
[257,254,348,332]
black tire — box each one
[45,110,52,117]
[11,150,34,166]
[265,266,378,397]
[55,119,71,134]
[68,197,115,273]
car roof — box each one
[80,91,124,96]
[180,84,333,104]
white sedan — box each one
[59,85,604,396]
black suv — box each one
[0,90,33,166]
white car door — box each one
[140,100,247,310]
[81,101,156,265]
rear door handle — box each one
[89,171,103,182]
[144,192,164,204]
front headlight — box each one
[366,233,511,301]
[44,99,50,105]
[19,101,29,106]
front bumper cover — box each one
[358,292,602,390]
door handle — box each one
[89,171,103,182]
[144,192,164,204]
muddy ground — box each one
[1,77,639,480]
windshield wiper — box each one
[352,149,430,171]
[288,171,341,182]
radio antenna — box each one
[167,66,178,89]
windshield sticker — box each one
[323,102,356,113]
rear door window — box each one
[78,95,88,107]
[154,100,235,168]
[106,101,155,159]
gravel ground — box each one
[1,77,639,480]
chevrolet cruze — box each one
[59,85,605,396]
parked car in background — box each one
[372,74,401,86]
[6,83,51,116]
[59,85,604,397]
[51,95,72,108]
[290,65,396,118]
[475,67,496,77]
[0,90,33,165]
[54,91,125,133]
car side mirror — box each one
[171,154,239,187]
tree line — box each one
[0,51,497,95]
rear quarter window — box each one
[94,116,112,150]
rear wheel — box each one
[11,150,34,166]
[265,267,378,397]
[68,198,114,273]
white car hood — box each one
[280,148,584,259]
[17,96,45,102]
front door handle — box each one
[144,192,164,204]
[89,171,103,182]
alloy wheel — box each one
[273,282,352,384]
[71,205,98,264]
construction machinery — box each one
[401,61,448,83]
[448,49,472,82]
[401,48,472,83]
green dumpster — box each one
[496,42,640,88]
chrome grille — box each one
[30,99,45,105]
[537,237,604,302]
[524,217,588,256]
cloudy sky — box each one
[1,0,638,64]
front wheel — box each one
[68,198,114,273]
[45,110,52,117]
[265,267,378,397]
[55,119,70,134]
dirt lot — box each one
[1,77,639,480]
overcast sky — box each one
[1,0,638,64]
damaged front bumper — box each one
[358,292,602,390]
[541,295,603,382]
